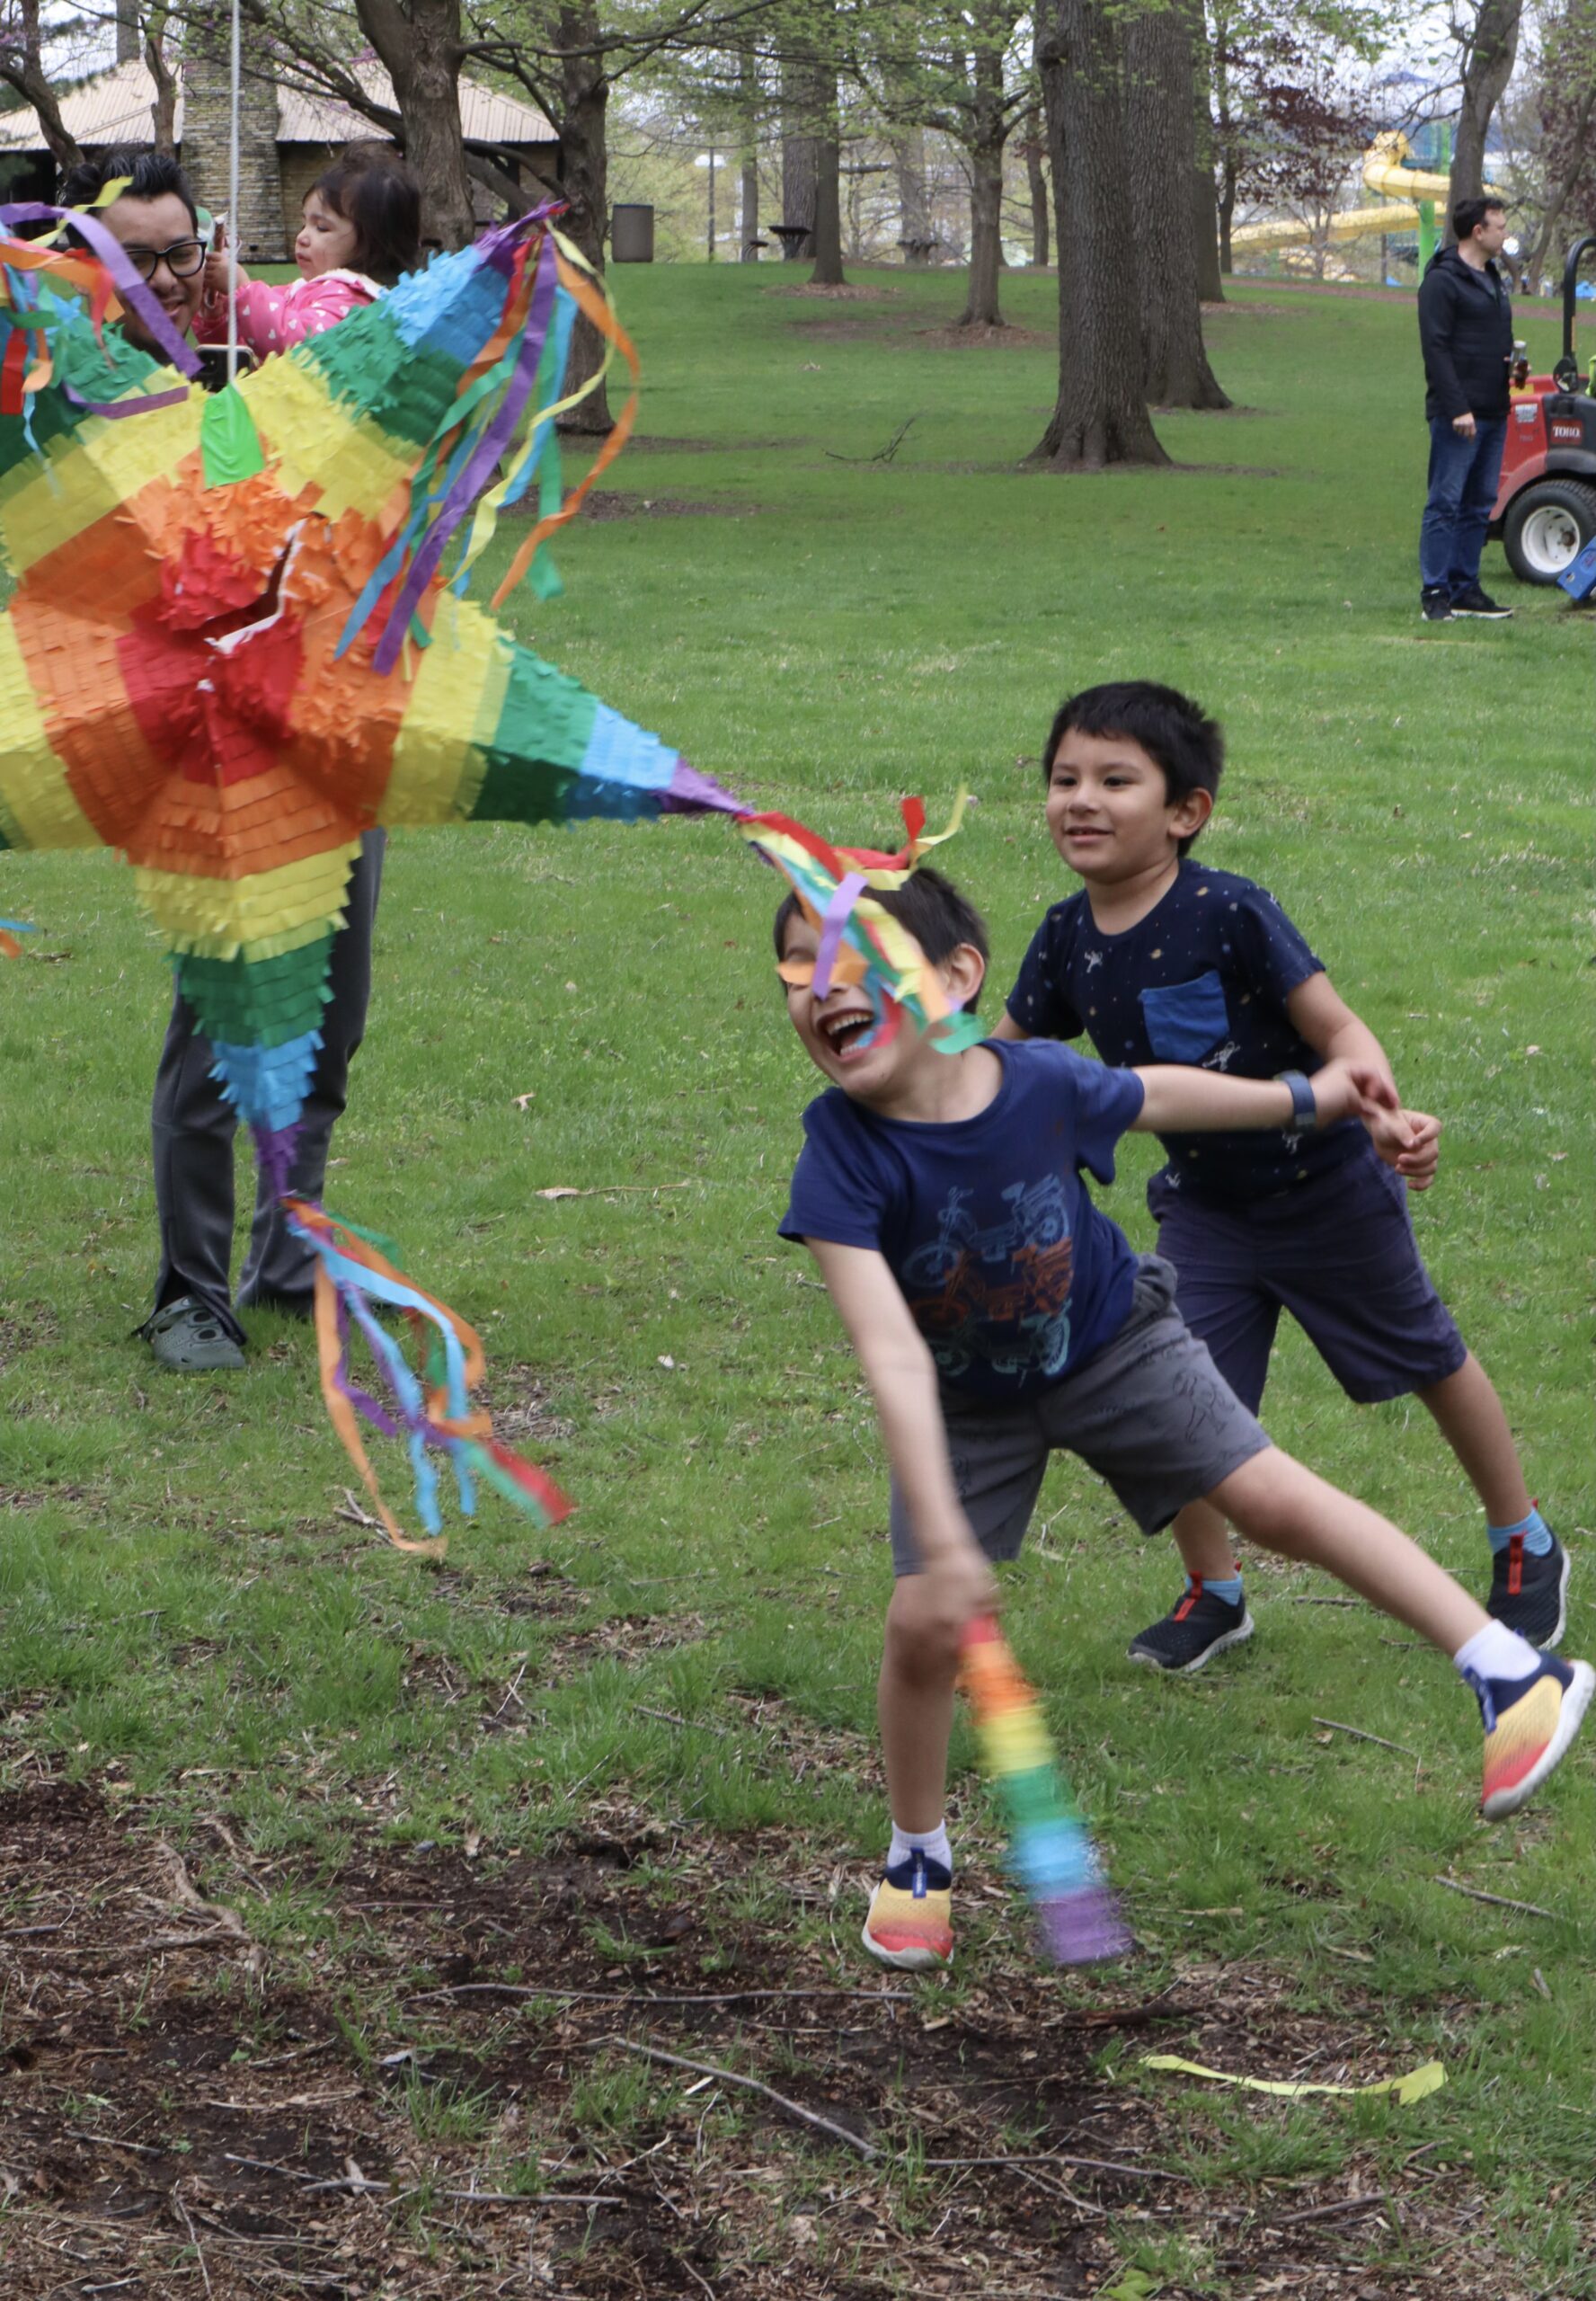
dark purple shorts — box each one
[1148,1144,1467,1415]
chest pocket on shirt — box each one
[1139,971,1229,1063]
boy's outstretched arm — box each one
[1130,1056,1402,1140]
[804,1239,999,1644]
[1286,973,1441,1186]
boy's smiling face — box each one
[779,908,986,1112]
[1045,727,1210,887]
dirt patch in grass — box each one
[763,284,902,303]
[530,491,766,522]
[0,1768,1540,2298]
[912,322,1052,350]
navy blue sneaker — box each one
[1487,1524,1568,1650]
[1129,1582,1255,1675]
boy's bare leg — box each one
[1209,1447,1486,1654]
[878,1578,960,1834]
[1171,1497,1241,1581]
[1417,1354,1533,1527]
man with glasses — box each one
[57,148,386,1374]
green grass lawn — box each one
[1,264,1592,2296]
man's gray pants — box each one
[146,831,386,1344]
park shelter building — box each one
[0,57,559,261]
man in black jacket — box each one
[1416,196,1515,622]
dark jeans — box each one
[1419,413,1507,597]
[146,831,386,1342]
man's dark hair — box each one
[1452,195,1505,244]
[310,144,422,286]
[1042,679,1223,856]
[58,147,199,231]
[774,865,989,1014]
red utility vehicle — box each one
[1494,237,1596,584]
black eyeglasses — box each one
[121,238,208,282]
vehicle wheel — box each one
[1503,478,1596,583]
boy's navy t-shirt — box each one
[1006,861,1363,1204]
[780,1038,1145,1400]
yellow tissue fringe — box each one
[0,617,97,848]
[134,840,360,959]
[381,594,508,826]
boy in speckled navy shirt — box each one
[996,680,1567,1674]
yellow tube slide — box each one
[1229,132,1504,255]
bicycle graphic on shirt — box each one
[902,1177,1075,1380]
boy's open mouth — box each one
[819,1008,875,1057]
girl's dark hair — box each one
[309,144,422,285]
[1042,680,1223,856]
[59,147,198,231]
[773,865,989,1014]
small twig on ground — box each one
[1312,1717,1419,1759]
[1011,2161,1105,2217]
[614,2038,879,2159]
[923,2151,1185,2184]
[406,1981,909,2008]
[1287,1595,1361,1607]
[678,2258,717,2300]
[337,1488,379,1529]
[825,414,918,465]
[67,2129,165,2156]
[1432,1876,1555,1920]
[634,1705,731,1737]
[1269,2191,1387,2229]
[171,2184,213,2298]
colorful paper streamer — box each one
[961,1616,1130,1966]
[1140,2056,1446,2105]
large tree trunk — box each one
[1022,109,1050,267]
[356,0,474,251]
[146,12,179,155]
[1193,169,1222,300]
[1449,0,1523,224]
[1218,156,1237,271]
[960,26,1008,323]
[1031,0,1167,468]
[739,47,760,260]
[809,127,845,284]
[116,0,139,64]
[1123,2,1228,406]
[891,128,934,262]
[552,27,613,435]
[0,0,81,169]
[962,149,1005,322]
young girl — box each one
[198,144,422,359]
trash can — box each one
[611,204,655,263]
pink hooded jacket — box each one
[194,268,383,358]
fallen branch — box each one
[1312,1717,1419,1760]
[825,414,918,466]
[405,1981,909,2008]
[1268,2191,1388,2229]
[614,2038,879,2159]
[924,2151,1186,2184]
[1432,1876,1555,1921]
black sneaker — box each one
[1486,1525,1568,1649]
[1128,1582,1255,1675]
[1450,584,1513,618]
[1421,591,1455,622]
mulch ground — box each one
[0,1765,1535,2299]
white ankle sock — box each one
[1453,1620,1540,1686]
[888,1820,952,1877]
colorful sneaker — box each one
[1128,1582,1255,1675]
[862,1852,953,1970]
[1473,1654,1594,1820]
[1486,1525,1569,1650]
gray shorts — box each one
[889,1256,1271,1575]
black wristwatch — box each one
[1274,1070,1318,1130]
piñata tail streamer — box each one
[0,914,34,957]
[737,795,984,1054]
[960,1616,1131,1966]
